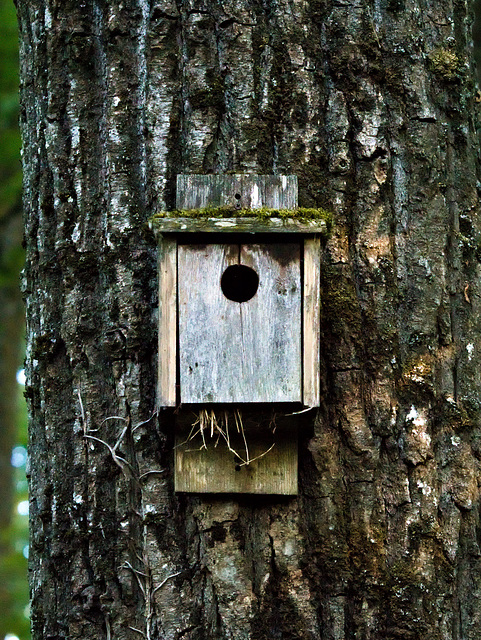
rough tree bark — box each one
[16,0,481,638]
[474,0,481,77]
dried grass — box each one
[180,408,274,466]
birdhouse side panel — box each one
[157,237,177,407]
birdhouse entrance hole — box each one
[221,264,259,303]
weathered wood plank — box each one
[151,216,327,234]
[262,175,298,208]
[178,243,302,403]
[175,417,298,494]
[176,174,298,210]
[240,244,302,401]
[303,237,321,407]
[157,237,177,407]
[176,174,244,210]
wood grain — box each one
[177,243,302,403]
[175,416,298,494]
[176,174,298,210]
[157,237,177,407]
[151,216,327,234]
[303,237,321,407]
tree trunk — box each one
[16,0,481,638]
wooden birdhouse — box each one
[151,174,326,495]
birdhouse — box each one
[151,174,326,494]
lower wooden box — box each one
[174,409,298,495]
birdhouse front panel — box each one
[178,242,302,403]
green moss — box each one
[401,354,433,386]
[433,395,477,432]
[408,516,439,543]
[321,268,363,336]
[347,524,387,575]
[385,559,419,591]
[151,206,333,226]
[428,48,460,80]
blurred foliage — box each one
[0,393,29,640]
[0,0,21,221]
[0,0,29,639]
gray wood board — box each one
[303,237,321,407]
[175,418,297,494]
[178,243,302,403]
[157,238,177,407]
[176,174,298,210]
[151,217,327,235]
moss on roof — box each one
[151,206,333,226]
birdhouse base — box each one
[174,409,298,495]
